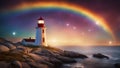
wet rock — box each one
[93,53,109,59]
[0,45,10,52]
[114,63,120,68]
[63,51,88,59]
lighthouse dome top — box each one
[38,17,44,24]
[38,17,44,20]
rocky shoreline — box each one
[0,38,88,68]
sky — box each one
[0,0,120,46]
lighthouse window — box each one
[43,38,45,43]
[42,30,44,33]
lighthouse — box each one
[35,17,47,46]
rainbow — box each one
[5,2,115,40]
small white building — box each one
[21,37,35,45]
[21,17,47,46]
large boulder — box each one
[0,45,10,52]
[93,53,109,59]
[63,51,88,59]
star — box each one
[66,23,70,27]
[12,32,16,36]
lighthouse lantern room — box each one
[38,18,44,24]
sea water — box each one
[56,46,120,68]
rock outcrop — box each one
[63,51,88,58]
[93,53,109,59]
[0,37,88,68]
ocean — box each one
[55,46,120,68]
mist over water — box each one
[57,46,120,58]
[55,46,120,68]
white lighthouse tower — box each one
[35,17,47,46]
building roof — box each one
[38,17,44,20]
[23,38,35,42]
